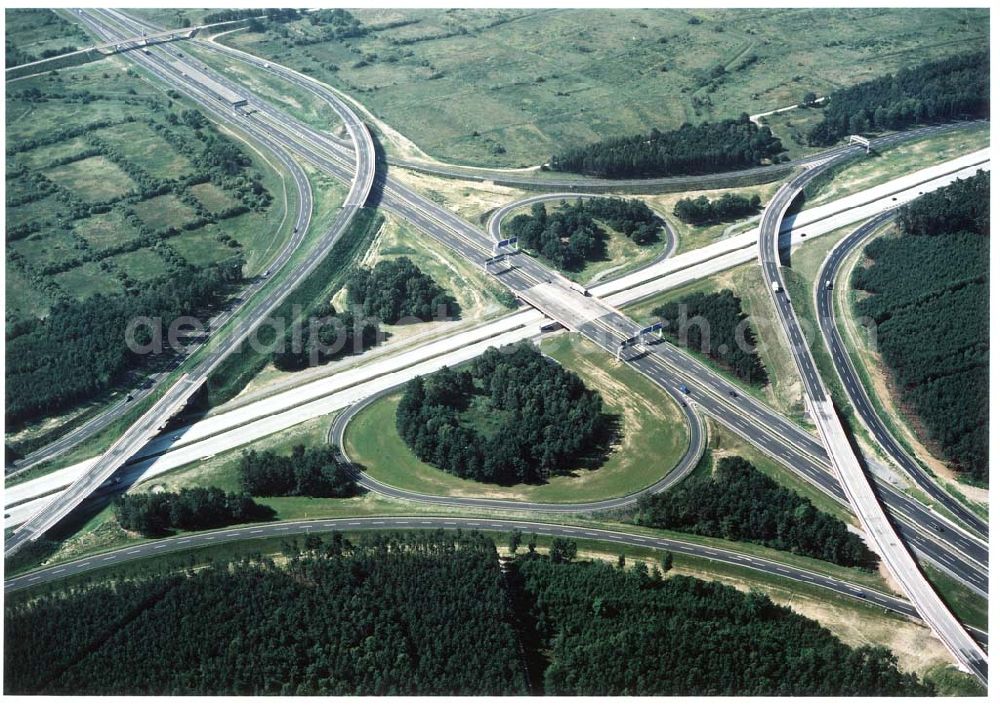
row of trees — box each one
[5,259,243,427]
[395,344,608,485]
[239,445,358,498]
[627,456,878,568]
[514,553,929,695]
[203,8,301,24]
[346,257,460,323]
[114,487,272,536]
[504,197,660,271]
[653,290,768,385]
[205,209,383,404]
[852,171,988,484]
[548,114,786,178]
[5,532,527,695]
[673,192,761,225]
[808,52,988,145]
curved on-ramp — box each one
[756,146,988,683]
[327,380,705,515]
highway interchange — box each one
[4,7,990,686]
[6,140,987,598]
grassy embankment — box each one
[217,8,987,167]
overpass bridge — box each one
[95,27,197,55]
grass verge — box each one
[205,204,382,407]
[346,332,689,504]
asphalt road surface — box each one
[5,8,375,556]
[328,384,704,514]
[816,211,988,537]
[9,12,989,680]
[7,19,987,601]
[756,153,988,683]
[2,514,986,653]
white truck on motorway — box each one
[771,280,781,293]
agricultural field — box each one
[218,7,987,166]
[4,8,91,68]
[4,24,302,450]
[5,53,284,329]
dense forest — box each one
[549,115,786,178]
[515,554,928,695]
[576,196,663,245]
[346,257,460,323]
[808,52,989,145]
[114,487,272,536]
[852,171,988,484]
[653,290,768,385]
[395,344,607,484]
[504,197,660,271]
[5,533,528,695]
[6,531,930,696]
[5,259,243,426]
[673,192,761,225]
[240,445,358,498]
[625,456,877,568]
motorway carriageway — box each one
[3,8,375,557]
[5,159,989,600]
[756,151,987,682]
[7,26,988,588]
[15,9,992,600]
[113,5,992,556]
[5,155,983,521]
[1,513,987,654]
